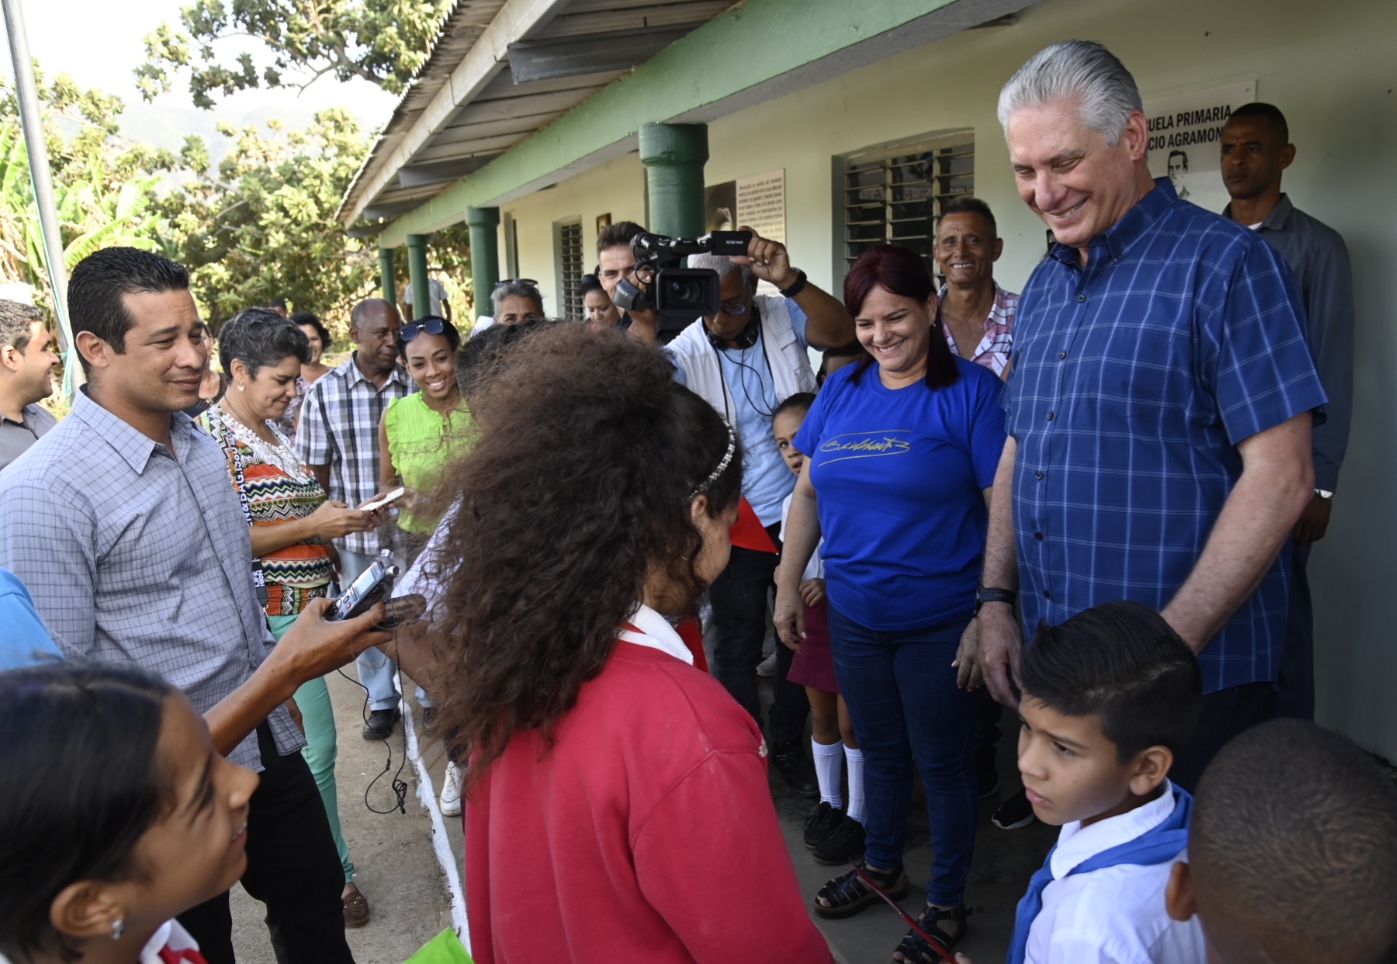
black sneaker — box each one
[803,802,845,849]
[992,787,1036,830]
[975,744,1001,799]
[362,707,401,741]
[770,740,820,798]
[813,815,867,865]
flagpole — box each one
[2,0,77,396]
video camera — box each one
[612,229,752,337]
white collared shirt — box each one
[0,920,205,964]
[1026,782,1207,964]
[139,919,202,963]
[617,603,694,665]
[779,493,823,582]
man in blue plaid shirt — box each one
[963,41,1326,789]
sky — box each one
[0,0,399,131]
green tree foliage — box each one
[0,72,176,317]
[159,108,380,328]
[0,69,401,336]
[136,0,454,109]
[4,59,473,342]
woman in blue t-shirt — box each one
[775,243,1006,964]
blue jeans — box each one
[828,604,979,907]
[339,549,401,711]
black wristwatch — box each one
[779,269,808,299]
[974,586,1017,617]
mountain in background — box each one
[116,98,378,164]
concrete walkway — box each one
[230,670,452,964]
[773,728,1057,963]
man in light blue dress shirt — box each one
[0,247,380,964]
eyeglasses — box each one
[400,317,447,341]
[716,299,750,316]
[494,278,539,289]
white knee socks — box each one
[844,746,865,823]
[811,738,844,809]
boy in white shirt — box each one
[1164,718,1397,964]
[1008,601,1207,964]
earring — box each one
[237,383,245,392]
[111,918,125,940]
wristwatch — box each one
[974,586,1017,617]
[1315,489,1333,500]
[779,269,808,299]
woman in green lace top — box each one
[377,315,475,564]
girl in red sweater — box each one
[425,326,833,963]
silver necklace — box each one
[213,405,311,484]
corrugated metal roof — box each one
[340,0,738,226]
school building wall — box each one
[494,0,1397,758]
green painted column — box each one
[405,234,430,321]
[378,247,397,306]
[466,206,500,321]
[639,123,708,238]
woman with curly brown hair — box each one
[424,325,831,963]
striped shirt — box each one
[1006,179,1326,693]
[0,389,301,770]
[295,353,410,556]
[939,282,1017,378]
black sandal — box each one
[813,861,908,920]
[891,903,970,963]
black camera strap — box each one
[712,304,777,420]
[207,408,269,607]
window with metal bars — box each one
[555,220,584,320]
[838,130,975,287]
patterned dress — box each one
[198,405,334,616]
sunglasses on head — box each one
[494,278,539,289]
[400,317,447,341]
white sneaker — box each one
[439,761,463,817]
[756,651,778,678]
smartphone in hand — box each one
[360,487,407,512]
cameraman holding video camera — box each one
[595,221,655,337]
[666,229,854,794]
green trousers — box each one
[268,614,355,882]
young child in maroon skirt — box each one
[773,393,866,864]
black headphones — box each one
[704,305,761,351]
[705,318,759,351]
